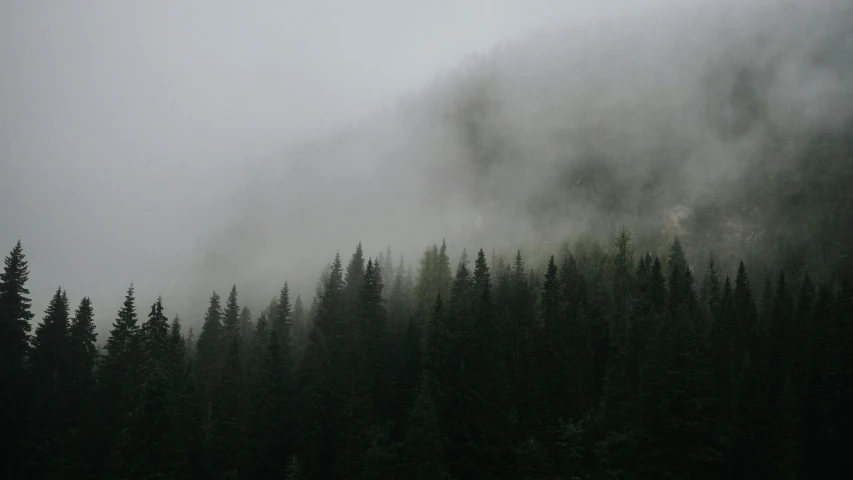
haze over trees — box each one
[1,233,851,479]
[2,0,853,479]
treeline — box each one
[1,232,851,479]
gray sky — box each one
[0,0,617,325]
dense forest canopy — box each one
[1,233,851,479]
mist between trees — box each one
[1,228,851,479]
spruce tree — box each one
[223,285,240,342]
[114,297,184,479]
[25,288,72,475]
[68,297,97,416]
[246,312,270,381]
[211,337,246,477]
[30,288,70,380]
[403,372,443,480]
[248,327,289,477]
[733,261,758,361]
[196,291,224,402]
[0,241,34,420]
[276,282,294,374]
[701,256,722,326]
[297,320,332,478]
[292,295,307,351]
[0,241,34,471]
[93,284,140,475]
[770,271,794,391]
[238,306,253,367]
[168,314,186,378]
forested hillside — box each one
[194,0,853,316]
[2,231,851,479]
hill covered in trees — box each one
[1,231,851,479]
[191,0,853,316]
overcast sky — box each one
[1,0,646,324]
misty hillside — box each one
[199,0,853,310]
[5,2,853,479]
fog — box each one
[2,0,851,330]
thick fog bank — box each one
[185,0,853,322]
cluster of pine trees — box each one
[1,232,851,479]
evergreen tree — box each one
[297,320,331,478]
[276,282,294,374]
[360,259,391,417]
[68,296,97,415]
[701,256,722,327]
[402,372,443,480]
[196,291,224,402]
[113,297,188,479]
[168,314,187,378]
[0,241,34,462]
[246,313,270,381]
[239,306,253,367]
[210,337,246,477]
[223,285,240,342]
[24,288,72,475]
[292,295,308,364]
[92,284,140,475]
[770,271,794,390]
[248,327,289,478]
[733,261,758,361]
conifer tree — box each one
[0,241,34,444]
[292,295,308,363]
[276,282,294,374]
[114,297,184,479]
[297,320,332,478]
[223,285,240,343]
[733,261,758,361]
[93,284,140,475]
[248,327,289,477]
[701,256,722,326]
[360,260,391,417]
[25,288,72,475]
[770,271,794,390]
[238,306,253,366]
[168,314,186,379]
[68,297,97,415]
[211,337,246,477]
[403,372,443,480]
[0,241,35,472]
[667,237,697,316]
[316,252,345,349]
[196,291,224,402]
[247,312,270,381]
[30,288,70,380]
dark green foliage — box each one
[0,241,35,472]
[403,372,443,480]
[276,282,294,374]
[0,241,34,420]
[68,297,97,413]
[24,288,71,475]
[196,291,224,402]
[248,327,290,477]
[210,337,246,477]
[223,285,240,342]
[6,233,851,479]
[285,454,305,480]
[238,306,253,366]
